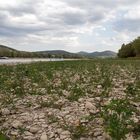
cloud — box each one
[0,0,140,52]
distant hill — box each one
[0,45,17,52]
[78,50,117,58]
[0,45,19,57]
[0,44,81,58]
[36,50,81,58]
[0,44,116,58]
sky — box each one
[0,0,140,52]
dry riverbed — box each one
[0,60,140,140]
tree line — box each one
[118,37,140,58]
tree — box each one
[118,43,136,58]
[132,37,140,56]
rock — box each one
[74,119,81,126]
[24,131,33,136]
[94,128,103,137]
[60,131,71,139]
[1,108,10,115]
[11,131,18,136]
[55,138,60,140]
[23,136,35,140]
[57,128,63,134]
[49,132,55,138]
[126,134,134,140]
[97,118,104,125]
[85,102,96,110]
[78,98,84,102]
[97,85,102,89]
[133,117,139,123]
[61,131,71,135]
[95,97,101,102]
[29,126,38,133]
[65,138,72,140]
[103,133,111,140]
[94,131,102,137]
[39,113,45,119]
[97,136,104,140]
[12,120,22,129]
[40,132,48,140]
[81,119,88,123]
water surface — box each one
[0,58,65,65]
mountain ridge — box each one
[78,50,117,58]
[0,44,117,58]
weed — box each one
[101,99,134,140]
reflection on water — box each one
[0,58,64,65]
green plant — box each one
[71,125,89,139]
[102,99,134,140]
[0,132,10,140]
[67,85,85,101]
[125,83,137,96]
[48,115,59,124]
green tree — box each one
[118,43,135,58]
[132,37,140,56]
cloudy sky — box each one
[0,0,140,52]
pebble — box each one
[40,132,48,140]
[12,120,22,129]
[29,126,39,133]
[85,101,96,110]
[1,108,10,115]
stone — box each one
[49,132,55,138]
[97,85,102,89]
[85,102,96,110]
[97,136,105,140]
[23,136,35,140]
[94,131,102,137]
[1,108,10,115]
[24,131,33,136]
[94,128,103,137]
[133,117,139,123]
[55,138,60,140]
[61,131,71,135]
[60,131,71,139]
[78,98,84,102]
[73,119,81,126]
[40,132,48,140]
[12,120,22,129]
[39,113,45,119]
[103,133,111,140]
[11,131,18,136]
[29,126,39,133]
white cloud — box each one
[0,0,140,52]
[124,6,140,20]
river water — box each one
[0,58,66,65]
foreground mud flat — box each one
[0,60,140,140]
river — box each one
[0,58,67,65]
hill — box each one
[0,44,117,58]
[0,45,81,58]
[78,50,117,58]
[0,45,18,57]
[36,50,81,58]
[0,44,17,52]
